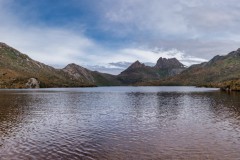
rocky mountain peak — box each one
[154,57,185,69]
[63,63,89,74]
[127,60,145,70]
[63,63,95,82]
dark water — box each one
[0,87,240,160]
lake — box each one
[0,86,240,160]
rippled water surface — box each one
[1,87,240,159]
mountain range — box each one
[140,48,240,91]
[0,42,239,91]
[117,58,185,84]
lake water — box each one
[0,86,240,160]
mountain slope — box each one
[117,58,185,85]
[63,63,95,83]
[63,63,123,86]
[0,43,95,88]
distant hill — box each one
[141,48,240,90]
[117,58,186,85]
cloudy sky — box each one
[0,0,240,74]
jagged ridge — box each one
[117,57,185,84]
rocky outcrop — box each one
[26,78,40,88]
[154,57,185,69]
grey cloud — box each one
[99,0,240,36]
[97,0,240,60]
[148,39,240,60]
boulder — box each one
[26,78,40,88]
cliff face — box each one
[117,57,185,85]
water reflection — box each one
[0,87,240,159]
[0,93,37,139]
